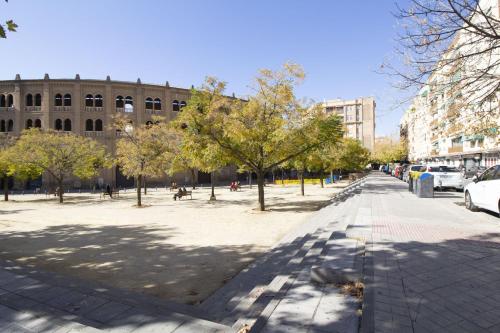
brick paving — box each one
[355,173,500,333]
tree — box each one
[11,129,111,203]
[385,0,500,134]
[372,137,408,164]
[114,116,176,207]
[330,138,371,172]
[0,135,15,201]
[175,64,344,211]
[1,1,18,38]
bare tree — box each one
[386,0,500,136]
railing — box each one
[84,131,105,137]
[24,106,41,112]
[85,107,104,112]
[116,107,125,113]
[0,107,14,112]
[145,109,162,115]
[54,106,72,112]
[430,149,439,156]
[448,146,463,154]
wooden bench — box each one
[173,191,192,200]
[100,190,120,199]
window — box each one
[35,94,42,107]
[494,166,500,180]
[145,120,153,127]
[480,167,496,181]
[124,96,134,113]
[180,101,187,110]
[116,95,124,108]
[145,97,153,110]
[172,100,179,111]
[95,119,103,131]
[154,98,161,110]
[26,119,33,129]
[55,119,62,130]
[26,94,33,106]
[0,120,5,132]
[0,95,5,107]
[85,94,94,107]
[64,119,72,131]
[7,94,13,107]
[85,119,93,131]
[55,94,63,106]
[34,119,42,128]
[94,94,103,107]
[7,120,13,132]
[64,94,72,107]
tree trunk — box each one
[3,177,8,202]
[190,169,196,189]
[143,177,147,195]
[257,171,265,211]
[136,175,142,207]
[248,171,252,189]
[281,168,284,185]
[58,179,64,203]
[330,170,334,183]
[210,171,216,200]
[320,173,324,188]
[299,170,305,196]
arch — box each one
[145,97,153,110]
[0,95,5,107]
[34,94,42,107]
[95,119,103,131]
[124,96,134,113]
[55,93,63,106]
[0,120,5,132]
[85,119,93,131]
[145,120,153,126]
[85,94,94,107]
[64,119,72,131]
[26,94,33,106]
[116,95,124,108]
[34,119,42,128]
[154,98,161,110]
[55,119,62,130]
[26,119,33,129]
[95,94,103,107]
[64,93,72,106]
[6,94,13,107]
[172,100,179,111]
[7,119,13,132]
[180,101,187,110]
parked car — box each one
[465,165,500,216]
[394,165,405,180]
[423,165,465,191]
[463,165,487,179]
[403,165,425,183]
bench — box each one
[100,190,120,199]
[173,191,192,200]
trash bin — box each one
[412,178,418,194]
[408,175,413,192]
[416,173,434,198]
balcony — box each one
[116,107,125,113]
[85,107,104,112]
[24,106,41,112]
[0,107,14,112]
[54,106,72,112]
[84,131,104,137]
[448,146,463,154]
[431,134,439,141]
[430,149,439,156]
[145,109,162,115]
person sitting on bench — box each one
[173,187,183,200]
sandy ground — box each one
[0,183,346,304]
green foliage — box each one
[0,1,18,39]
[330,138,371,172]
[372,137,408,164]
[10,129,112,202]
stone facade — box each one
[0,74,235,189]
[323,97,376,151]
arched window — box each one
[180,101,187,110]
[55,119,62,130]
[7,120,13,132]
[35,94,42,107]
[64,93,72,106]
[0,95,5,107]
[95,94,103,107]
[124,96,134,113]
[172,100,179,112]
[26,119,33,129]
[34,119,42,128]
[85,94,94,107]
[26,94,33,106]
[0,120,5,132]
[55,94,63,106]
[116,95,124,108]
[85,119,93,131]
[154,98,161,110]
[7,94,13,107]
[145,121,153,126]
[95,119,103,131]
[64,119,72,131]
[145,97,153,110]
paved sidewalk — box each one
[353,173,500,333]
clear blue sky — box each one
[0,0,411,136]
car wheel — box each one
[465,191,477,211]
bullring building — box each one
[0,74,213,189]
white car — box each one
[423,165,464,191]
[465,165,500,216]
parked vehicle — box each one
[423,165,465,191]
[463,165,487,179]
[394,165,405,180]
[403,165,425,183]
[465,165,500,216]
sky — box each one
[0,0,412,137]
